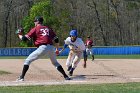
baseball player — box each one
[59,30,85,76]
[83,36,94,68]
[16,16,70,81]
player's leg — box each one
[69,52,83,76]
[47,45,70,80]
[83,49,88,68]
[89,48,94,61]
[17,65,29,81]
[66,51,75,71]
[17,45,46,81]
[92,55,94,61]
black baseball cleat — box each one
[64,76,71,80]
[69,69,74,76]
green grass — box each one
[0,70,11,75]
[0,82,140,93]
[0,55,140,92]
[0,55,140,59]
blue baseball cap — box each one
[70,29,78,37]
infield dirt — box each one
[0,59,140,86]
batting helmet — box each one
[34,16,43,23]
[70,29,78,37]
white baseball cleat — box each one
[16,77,24,82]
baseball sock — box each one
[70,68,75,73]
[67,65,72,71]
[57,65,68,77]
[20,65,29,79]
[69,68,75,76]
[92,55,94,60]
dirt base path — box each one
[0,59,140,86]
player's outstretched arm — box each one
[59,44,68,55]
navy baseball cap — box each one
[34,16,43,22]
[87,36,90,38]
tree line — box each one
[0,0,139,47]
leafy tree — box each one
[21,0,60,47]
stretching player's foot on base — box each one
[64,75,71,80]
[16,16,71,81]
[57,65,71,80]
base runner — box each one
[59,29,85,76]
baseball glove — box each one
[15,27,24,35]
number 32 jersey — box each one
[25,25,56,47]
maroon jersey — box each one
[85,40,93,46]
[25,25,56,47]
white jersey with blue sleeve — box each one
[65,37,85,51]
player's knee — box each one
[66,62,71,67]
[52,61,60,67]
[24,62,30,65]
[24,60,32,65]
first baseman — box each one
[16,16,70,81]
[59,30,85,76]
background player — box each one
[16,16,70,81]
[83,36,94,68]
[59,30,85,76]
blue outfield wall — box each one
[93,46,140,55]
[0,46,140,56]
[0,48,36,56]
